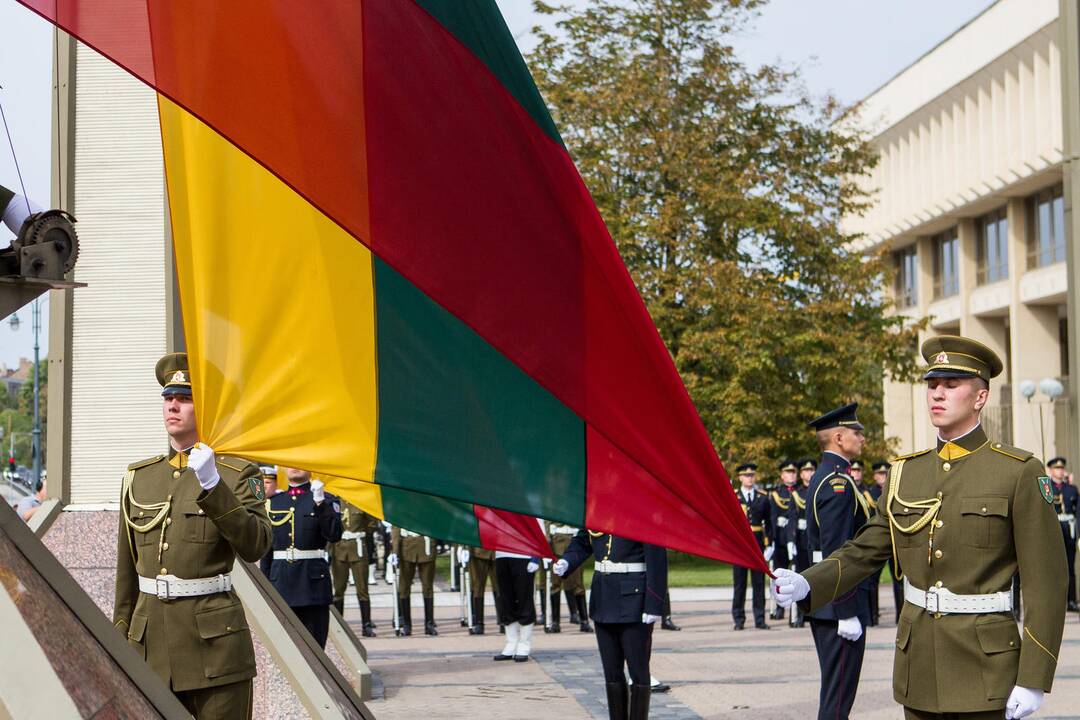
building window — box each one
[1027,186,1066,268]
[976,208,1008,284]
[932,228,959,299]
[893,245,918,308]
[1061,315,1069,378]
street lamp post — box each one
[7,299,42,487]
[1019,378,1065,461]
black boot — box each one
[770,606,785,621]
[360,600,376,637]
[566,589,580,624]
[538,585,547,628]
[333,598,345,616]
[424,596,438,636]
[545,592,561,633]
[629,683,650,720]
[400,598,412,636]
[661,591,680,630]
[605,681,629,720]
[469,596,486,635]
[577,594,593,633]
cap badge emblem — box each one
[935,352,948,364]
[171,370,187,383]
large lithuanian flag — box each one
[22,0,767,571]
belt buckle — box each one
[924,587,940,614]
[286,547,296,563]
[155,576,172,601]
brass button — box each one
[197,508,204,515]
[226,626,233,632]
[936,520,943,528]
[936,491,943,499]
[935,581,943,588]
[165,518,172,526]
[981,506,987,513]
[162,542,169,550]
[934,612,942,619]
[138,511,145,517]
[166,494,173,502]
[172,470,181,479]
[994,443,1001,448]
[934,549,943,559]
[160,567,167,574]
[942,462,951,472]
[1008,641,1015,647]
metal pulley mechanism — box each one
[1,209,79,280]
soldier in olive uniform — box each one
[768,459,800,620]
[389,528,437,636]
[114,353,272,720]
[462,545,497,635]
[547,521,592,633]
[554,531,667,720]
[733,463,772,630]
[777,336,1067,719]
[1047,457,1079,611]
[330,500,379,636]
[260,468,343,648]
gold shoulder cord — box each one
[267,501,295,545]
[792,491,806,510]
[884,458,943,578]
[121,469,171,567]
[771,490,790,511]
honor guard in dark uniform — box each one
[114,353,271,720]
[547,521,592,633]
[260,468,343,648]
[732,463,771,630]
[494,549,541,661]
[776,336,1067,719]
[1047,457,1079,611]
[462,545,497,634]
[389,528,437,636]
[804,403,871,720]
[768,459,800,621]
[259,465,280,501]
[554,532,667,720]
[330,500,379,636]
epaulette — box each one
[127,455,164,471]
[890,448,931,462]
[989,442,1034,462]
[218,456,258,473]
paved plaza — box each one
[349,586,1080,720]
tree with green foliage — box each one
[527,0,923,473]
[0,358,46,473]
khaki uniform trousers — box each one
[399,559,436,599]
[176,679,253,720]
[332,553,369,603]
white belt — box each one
[797,519,807,530]
[812,551,823,563]
[1058,513,1075,522]
[138,573,232,601]
[272,548,328,562]
[399,529,420,538]
[340,531,366,541]
[904,578,1012,615]
[594,561,646,574]
[550,525,578,535]
[776,517,789,527]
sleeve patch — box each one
[1038,476,1054,504]
[249,475,266,502]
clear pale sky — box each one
[0,0,994,367]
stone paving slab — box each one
[352,591,1080,720]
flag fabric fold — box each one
[22,0,767,571]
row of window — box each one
[893,185,1067,307]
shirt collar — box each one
[937,423,987,459]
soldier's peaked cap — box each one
[921,335,1003,382]
[735,463,757,473]
[807,402,863,432]
[1047,456,1067,469]
[156,352,192,397]
[778,459,798,472]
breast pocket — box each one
[890,507,927,547]
[182,502,218,544]
[959,497,1010,549]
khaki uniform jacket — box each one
[801,426,1066,713]
[391,528,434,563]
[114,452,272,691]
[330,502,377,563]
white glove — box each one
[311,478,325,504]
[382,521,392,531]
[763,545,775,562]
[836,616,863,642]
[1,193,43,234]
[543,558,551,569]
[1005,686,1044,719]
[526,561,540,573]
[388,553,399,568]
[188,443,220,492]
[787,541,797,559]
[642,614,660,624]
[772,568,809,607]
[458,547,470,565]
[552,559,569,576]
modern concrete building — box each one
[845,0,1078,460]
